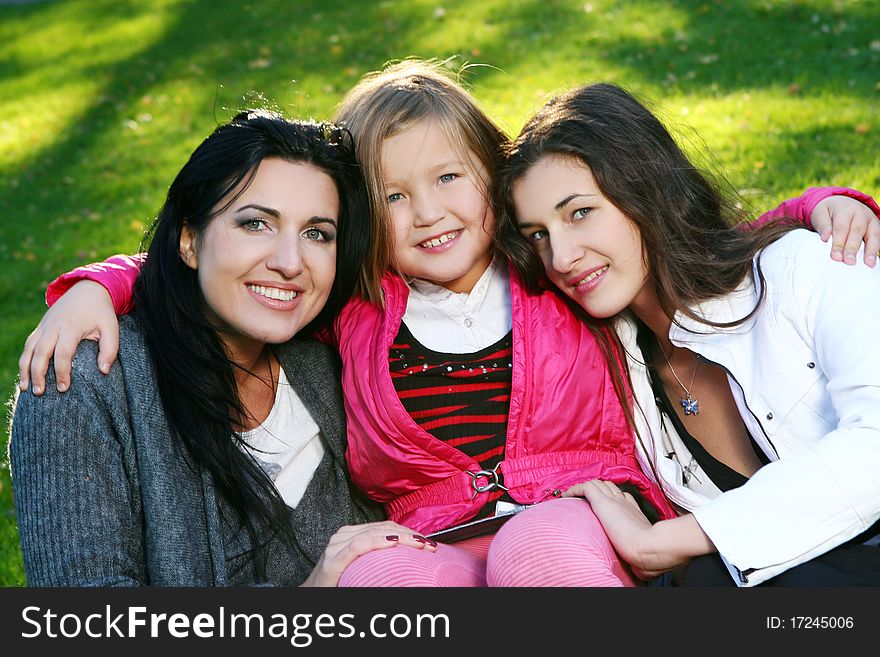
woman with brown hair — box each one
[498,82,880,586]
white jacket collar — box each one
[669,270,760,345]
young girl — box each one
[497,82,880,586]
[20,62,880,586]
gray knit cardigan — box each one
[10,315,383,586]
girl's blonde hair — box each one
[334,58,508,303]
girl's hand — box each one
[18,280,120,396]
[811,195,880,267]
[301,521,438,587]
[564,480,711,580]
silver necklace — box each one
[661,345,700,415]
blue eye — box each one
[387,192,404,203]
[439,173,458,184]
[572,208,592,220]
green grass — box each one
[1,0,878,586]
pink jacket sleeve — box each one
[46,253,145,315]
[750,186,880,227]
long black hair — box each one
[133,110,369,579]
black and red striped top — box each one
[389,322,514,518]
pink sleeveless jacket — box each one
[334,269,677,534]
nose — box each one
[550,233,583,275]
[412,189,445,227]
[266,234,305,279]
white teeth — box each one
[248,285,298,301]
[577,266,608,286]
[419,231,459,248]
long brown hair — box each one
[495,82,801,462]
[334,58,508,303]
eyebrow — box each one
[307,216,338,228]
[235,204,337,227]
[431,159,464,171]
[383,159,466,188]
[554,193,598,211]
[236,203,280,217]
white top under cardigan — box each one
[618,229,880,586]
[240,368,325,509]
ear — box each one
[179,222,198,270]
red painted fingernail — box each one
[413,534,427,543]
[426,538,438,547]
[385,535,399,542]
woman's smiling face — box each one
[180,158,340,359]
[512,154,650,318]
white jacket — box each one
[618,229,880,586]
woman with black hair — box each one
[10,110,435,587]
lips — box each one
[418,230,461,249]
[567,265,609,291]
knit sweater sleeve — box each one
[10,344,146,586]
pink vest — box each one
[335,269,677,534]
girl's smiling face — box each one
[512,154,650,318]
[381,119,495,293]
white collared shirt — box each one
[402,257,512,353]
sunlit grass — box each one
[1,0,878,586]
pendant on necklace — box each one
[681,395,699,416]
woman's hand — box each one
[19,280,120,395]
[301,521,438,587]
[811,195,880,267]
[564,480,714,580]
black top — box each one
[389,323,515,519]
[636,325,769,493]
